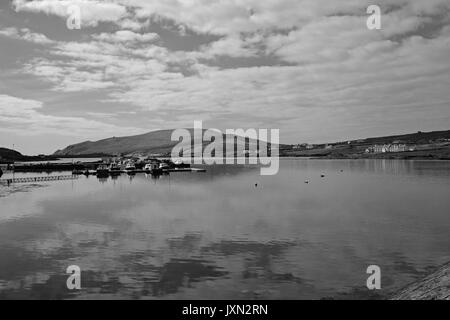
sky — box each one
[0,0,450,155]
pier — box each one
[0,175,78,185]
[74,168,206,176]
[11,162,101,172]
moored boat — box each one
[96,164,110,177]
[125,161,136,174]
[109,163,122,175]
[173,160,190,168]
[159,162,170,170]
[145,162,162,174]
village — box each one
[282,132,450,159]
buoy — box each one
[321,174,325,178]
[255,183,258,187]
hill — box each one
[0,148,24,161]
[0,148,59,163]
[54,130,178,156]
[355,130,450,145]
[283,130,450,159]
[53,129,273,157]
[53,128,450,159]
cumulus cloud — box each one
[200,36,260,58]
[117,18,150,31]
[0,27,54,44]
[92,30,159,43]
[12,0,128,27]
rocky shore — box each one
[391,262,450,300]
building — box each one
[366,144,414,153]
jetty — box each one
[0,175,78,185]
[74,168,206,176]
[11,161,101,172]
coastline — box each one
[391,262,450,300]
[280,145,450,160]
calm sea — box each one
[0,159,449,299]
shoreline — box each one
[391,262,450,300]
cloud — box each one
[23,58,117,92]
[13,0,128,27]
[3,0,450,148]
[0,94,142,137]
[92,30,159,43]
[200,36,260,58]
[0,27,54,44]
[21,39,169,92]
[117,18,150,31]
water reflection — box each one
[0,159,449,299]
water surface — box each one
[0,159,449,299]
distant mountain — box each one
[53,129,271,156]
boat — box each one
[145,162,162,174]
[125,162,136,174]
[96,164,110,177]
[109,163,122,175]
[173,159,190,168]
[0,167,3,177]
[159,162,170,170]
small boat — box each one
[109,163,122,175]
[173,159,190,168]
[145,162,162,174]
[159,162,170,170]
[96,164,110,177]
[125,162,136,174]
